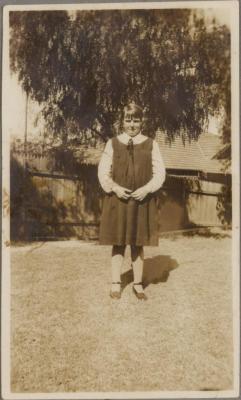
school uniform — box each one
[98,132,166,246]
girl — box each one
[98,101,166,300]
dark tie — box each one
[127,138,134,156]
[127,138,135,190]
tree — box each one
[10,9,230,144]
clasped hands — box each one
[113,184,150,201]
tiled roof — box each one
[155,131,205,172]
[79,131,228,174]
[197,133,230,173]
[73,145,104,165]
[12,132,229,174]
[155,131,227,174]
[197,133,222,160]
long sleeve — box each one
[98,139,115,193]
[144,140,166,193]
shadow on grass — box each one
[121,255,179,290]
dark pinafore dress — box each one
[99,136,159,246]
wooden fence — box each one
[10,149,231,240]
[186,180,224,227]
[11,169,228,241]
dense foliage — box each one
[10,9,230,143]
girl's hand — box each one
[113,184,132,200]
[131,186,149,201]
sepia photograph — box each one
[2,1,240,399]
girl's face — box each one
[123,111,142,137]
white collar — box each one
[118,132,147,144]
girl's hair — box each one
[123,101,143,119]
[115,101,144,135]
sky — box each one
[7,74,43,140]
[6,7,230,141]
[200,7,230,27]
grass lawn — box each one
[10,229,233,393]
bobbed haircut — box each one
[123,101,143,119]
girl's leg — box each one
[131,245,145,294]
[111,245,126,292]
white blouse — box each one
[98,132,166,193]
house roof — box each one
[155,131,206,172]
[73,145,105,165]
[155,131,228,174]
[197,133,230,173]
[11,131,230,174]
[197,133,222,160]
[74,132,229,174]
